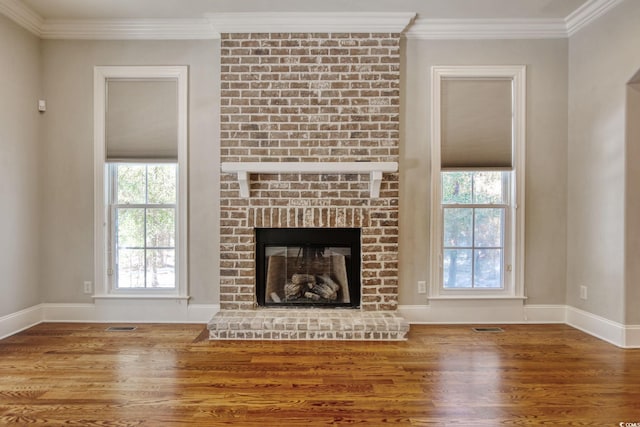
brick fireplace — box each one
[208,31,409,340]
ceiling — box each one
[22,0,588,20]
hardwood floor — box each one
[0,323,639,426]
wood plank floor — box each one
[0,323,639,426]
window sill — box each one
[428,295,527,301]
[93,294,191,300]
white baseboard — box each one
[2,302,638,348]
[42,301,220,323]
[0,302,219,339]
[42,303,96,322]
[624,325,640,348]
[400,303,566,324]
[565,306,640,348]
[187,304,221,322]
[523,304,568,323]
[399,299,529,324]
[399,303,640,348]
[0,305,43,340]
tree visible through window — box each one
[441,171,508,289]
[110,164,177,289]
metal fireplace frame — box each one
[255,228,361,308]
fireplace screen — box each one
[255,228,361,308]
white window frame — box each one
[94,66,188,298]
[108,162,178,291]
[429,65,526,299]
[441,171,511,290]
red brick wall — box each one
[219,32,400,311]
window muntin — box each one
[109,163,177,290]
[441,171,509,290]
[429,65,525,300]
[94,66,188,298]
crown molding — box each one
[404,0,624,40]
[40,19,219,40]
[565,0,625,37]
[0,0,43,36]
[0,0,624,40]
[205,12,416,34]
[405,18,567,40]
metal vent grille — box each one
[472,327,504,333]
[106,326,137,332]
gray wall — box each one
[5,2,640,325]
[38,37,571,310]
[399,38,569,306]
[0,15,42,317]
[567,0,640,324]
[626,82,640,324]
[39,40,220,304]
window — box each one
[442,171,509,289]
[430,65,525,298]
[94,66,188,297]
[109,163,177,289]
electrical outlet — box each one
[579,285,587,300]
[83,281,93,294]
[417,280,427,294]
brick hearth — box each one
[210,31,406,340]
[208,309,409,340]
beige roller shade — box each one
[441,78,513,169]
[105,79,178,161]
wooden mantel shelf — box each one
[221,161,398,198]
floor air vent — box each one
[472,327,504,333]
[106,326,137,332]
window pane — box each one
[147,164,176,204]
[117,248,145,288]
[443,249,472,288]
[441,170,509,291]
[146,249,175,288]
[473,171,504,204]
[116,208,144,247]
[442,172,472,204]
[474,249,503,288]
[146,208,175,247]
[444,208,473,247]
[474,208,504,247]
[116,164,146,204]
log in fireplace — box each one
[255,228,361,308]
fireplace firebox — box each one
[255,228,361,308]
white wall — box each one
[567,0,640,324]
[399,38,569,307]
[39,40,220,305]
[0,15,42,317]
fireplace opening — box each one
[255,228,361,308]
